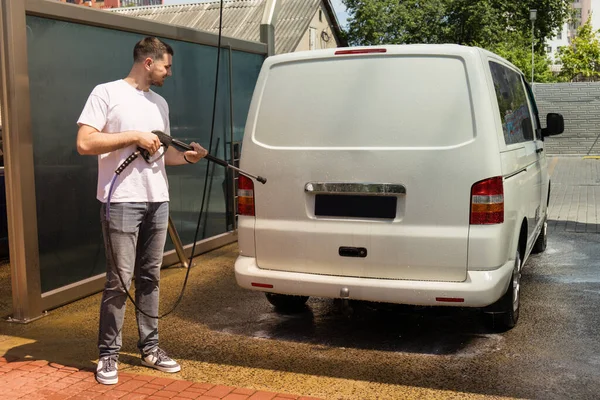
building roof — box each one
[111,0,346,54]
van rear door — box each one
[242,49,491,282]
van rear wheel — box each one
[484,250,521,332]
[265,293,309,313]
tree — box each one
[341,0,450,45]
[446,0,505,47]
[557,18,600,82]
[490,32,556,83]
[342,0,570,51]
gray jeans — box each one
[99,201,169,357]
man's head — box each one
[133,37,174,87]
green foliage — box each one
[342,0,570,50]
[557,18,600,81]
[446,0,506,47]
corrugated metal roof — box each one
[111,0,336,54]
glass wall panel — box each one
[25,15,263,292]
[163,45,263,247]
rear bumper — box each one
[234,256,514,307]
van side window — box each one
[489,61,534,145]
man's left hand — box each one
[184,142,208,163]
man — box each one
[76,36,207,385]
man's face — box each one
[147,53,172,87]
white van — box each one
[234,45,564,331]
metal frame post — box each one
[228,45,236,230]
[0,0,44,322]
[168,217,189,269]
[260,0,280,56]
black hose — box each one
[186,0,226,296]
[105,0,225,320]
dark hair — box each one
[133,37,174,63]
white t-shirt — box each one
[77,79,171,203]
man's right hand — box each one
[77,126,163,156]
[136,131,162,155]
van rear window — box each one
[253,56,475,148]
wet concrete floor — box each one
[0,157,599,399]
[0,234,597,399]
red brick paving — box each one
[0,356,322,400]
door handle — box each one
[536,148,544,154]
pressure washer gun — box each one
[139,130,267,184]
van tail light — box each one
[335,48,387,55]
[237,175,255,216]
[470,177,504,225]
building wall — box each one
[533,82,600,155]
[592,0,600,29]
[106,0,163,7]
[58,0,98,7]
[582,0,593,24]
[294,2,341,52]
[546,22,570,65]
[57,0,163,8]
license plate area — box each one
[314,194,397,219]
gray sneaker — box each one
[96,355,118,385]
[141,347,181,373]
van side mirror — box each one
[542,113,564,137]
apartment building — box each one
[546,0,600,69]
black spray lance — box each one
[110,130,266,221]
[141,130,266,184]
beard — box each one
[150,75,166,87]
